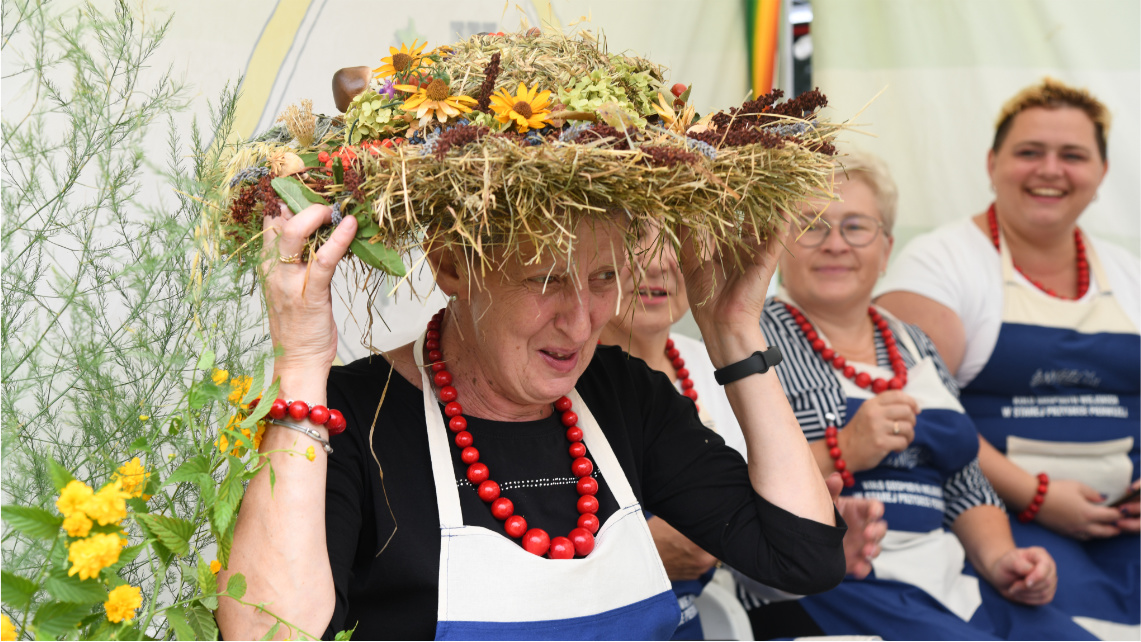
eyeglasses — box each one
[794,214,884,248]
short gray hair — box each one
[834,150,898,236]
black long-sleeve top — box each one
[321,345,846,640]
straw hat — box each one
[211,29,840,280]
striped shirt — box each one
[760,297,1003,529]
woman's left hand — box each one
[678,219,785,364]
[985,546,1057,605]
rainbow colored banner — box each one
[745,0,781,98]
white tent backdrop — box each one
[811,0,1140,262]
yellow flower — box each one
[1,613,16,641]
[62,512,93,538]
[211,369,229,385]
[305,446,316,462]
[81,479,130,526]
[114,457,151,500]
[138,414,150,421]
[373,40,429,79]
[67,532,123,580]
[228,375,252,406]
[489,82,553,133]
[210,560,222,574]
[215,432,230,454]
[252,420,267,450]
[395,78,477,127]
[56,480,94,518]
[104,584,143,623]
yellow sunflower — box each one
[489,82,552,133]
[395,78,477,126]
[373,40,430,79]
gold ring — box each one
[278,253,302,264]
[893,422,900,435]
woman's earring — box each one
[448,294,458,303]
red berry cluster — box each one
[251,397,347,435]
[425,308,598,559]
[1017,473,1050,523]
[317,147,358,169]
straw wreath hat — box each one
[210,29,840,280]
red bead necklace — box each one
[783,302,908,487]
[987,204,1089,300]
[665,338,699,406]
[425,308,598,559]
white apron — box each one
[414,333,680,640]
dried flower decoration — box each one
[277,99,317,147]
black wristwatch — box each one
[713,346,783,385]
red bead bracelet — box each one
[251,397,346,435]
[1017,472,1049,523]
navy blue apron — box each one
[780,306,1096,640]
[960,232,1140,637]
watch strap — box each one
[713,346,783,385]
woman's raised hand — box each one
[677,219,785,363]
[1036,478,1125,540]
[261,204,358,394]
[837,392,919,472]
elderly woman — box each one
[599,223,888,639]
[877,79,1139,638]
[742,150,1098,640]
[214,195,847,638]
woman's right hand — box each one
[261,204,357,395]
[1036,478,1123,540]
[838,391,919,472]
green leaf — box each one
[32,600,90,639]
[259,621,281,641]
[1,504,63,540]
[223,572,247,599]
[165,607,198,641]
[332,156,344,184]
[215,521,234,568]
[212,457,245,535]
[115,625,145,640]
[1,570,38,608]
[129,435,150,451]
[349,239,406,277]
[350,204,379,238]
[163,456,213,488]
[272,176,326,214]
[44,570,107,604]
[47,459,76,492]
[196,349,215,372]
[299,152,320,167]
[186,604,219,640]
[196,558,218,611]
[134,513,194,557]
[334,622,358,640]
[101,543,145,579]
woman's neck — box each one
[973,209,1080,296]
[598,323,675,381]
[794,298,876,363]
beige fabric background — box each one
[811,0,1140,259]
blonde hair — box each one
[993,77,1111,160]
[835,150,898,236]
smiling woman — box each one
[877,78,1140,638]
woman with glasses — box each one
[742,150,1096,640]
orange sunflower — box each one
[489,82,552,133]
[395,78,477,126]
[373,40,430,79]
